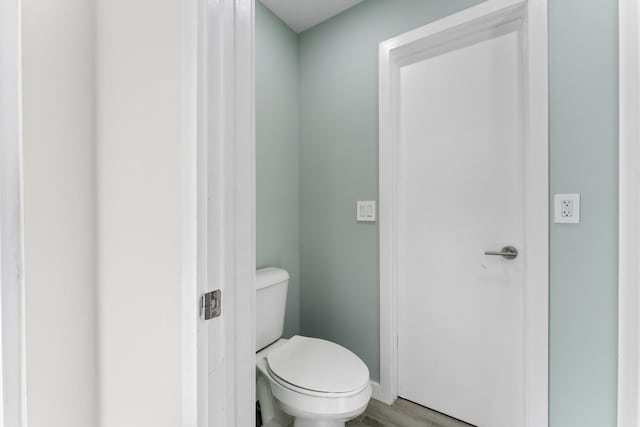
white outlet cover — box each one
[554,193,580,224]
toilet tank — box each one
[256,267,289,352]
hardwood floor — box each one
[347,398,474,427]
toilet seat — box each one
[266,336,370,395]
[268,366,370,399]
[256,338,372,426]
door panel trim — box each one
[378,2,548,426]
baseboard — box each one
[370,380,396,406]
[370,381,384,402]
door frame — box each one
[195,0,256,426]
[378,1,549,425]
[0,0,26,425]
[618,0,640,426]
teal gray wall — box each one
[256,1,300,337]
[548,0,618,426]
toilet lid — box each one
[266,335,369,393]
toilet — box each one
[256,267,372,427]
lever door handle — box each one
[484,246,518,260]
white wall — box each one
[20,0,197,425]
[96,0,196,426]
[21,0,98,426]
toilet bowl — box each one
[256,268,372,427]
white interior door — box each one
[396,21,526,427]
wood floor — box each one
[346,398,474,427]
[257,397,474,427]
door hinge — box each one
[201,290,222,320]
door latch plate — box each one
[202,290,221,320]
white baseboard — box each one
[370,381,384,402]
[370,380,396,406]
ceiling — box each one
[260,0,365,33]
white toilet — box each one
[256,267,372,427]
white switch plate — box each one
[554,193,580,223]
[356,201,376,222]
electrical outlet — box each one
[561,200,573,217]
[555,194,580,224]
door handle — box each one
[484,246,518,260]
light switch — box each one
[357,201,376,222]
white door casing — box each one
[0,0,26,425]
[197,0,256,426]
[379,1,548,426]
[618,0,640,426]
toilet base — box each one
[257,373,293,427]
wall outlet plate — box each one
[356,200,376,222]
[554,193,580,224]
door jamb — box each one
[222,1,256,425]
[0,0,26,425]
[195,0,256,426]
[378,1,549,426]
[618,0,640,426]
